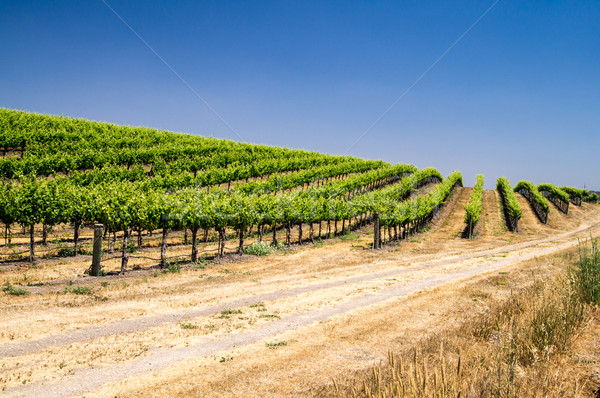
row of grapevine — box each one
[0,163,422,267]
[514,181,550,224]
[371,171,463,247]
[0,108,375,179]
[233,161,394,195]
[296,164,418,202]
[496,177,521,232]
[63,158,385,192]
[0,108,298,156]
[537,183,569,214]
[563,187,598,204]
[0,146,344,178]
[0,146,370,180]
[560,186,584,206]
[353,168,443,209]
[464,174,484,238]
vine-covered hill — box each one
[3,109,450,269]
[0,108,379,181]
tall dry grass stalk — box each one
[573,237,600,305]
[336,239,600,398]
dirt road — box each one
[1,193,599,397]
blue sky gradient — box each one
[1,1,598,188]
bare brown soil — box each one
[482,189,508,238]
[1,191,600,397]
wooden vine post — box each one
[373,211,381,249]
[160,228,169,267]
[90,224,104,276]
[121,228,130,274]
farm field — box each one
[1,110,600,397]
[1,194,599,397]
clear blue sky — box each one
[1,1,598,189]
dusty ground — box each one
[1,190,599,397]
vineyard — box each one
[0,109,474,275]
[1,109,600,397]
[1,109,598,270]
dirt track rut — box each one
[4,219,600,398]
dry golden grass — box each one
[80,238,588,397]
[332,253,600,398]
